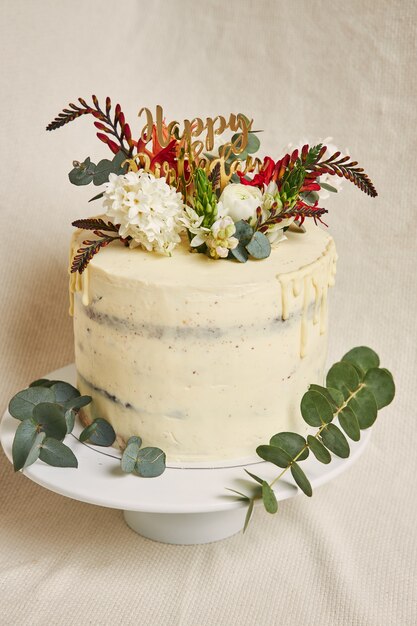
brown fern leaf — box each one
[208,163,221,189]
[72,218,119,233]
[259,205,328,231]
[310,153,378,197]
[46,98,104,131]
[71,236,119,274]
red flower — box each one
[238,156,276,188]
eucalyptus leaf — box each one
[29,379,51,388]
[51,382,80,404]
[93,158,113,186]
[12,419,39,471]
[244,469,264,485]
[112,150,128,173]
[307,435,331,464]
[256,444,292,468]
[230,244,248,263]
[270,432,309,461]
[348,387,378,429]
[68,158,96,186]
[308,384,343,410]
[32,403,67,441]
[326,361,360,400]
[319,182,338,193]
[321,423,350,458]
[23,432,46,469]
[290,463,312,497]
[9,387,55,421]
[65,409,76,434]
[243,498,255,533]
[63,395,92,411]
[246,231,271,260]
[338,406,361,441]
[135,447,166,478]
[300,190,319,206]
[121,439,139,473]
[262,481,278,513]
[300,390,334,427]
[126,436,143,448]
[39,438,78,468]
[79,418,115,446]
[364,368,395,409]
[342,346,380,377]
[234,220,253,246]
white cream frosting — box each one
[70,222,337,463]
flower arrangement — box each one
[46,96,377,272]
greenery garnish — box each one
[8,379,166,478]
[228,346,395,531]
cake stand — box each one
[0,364,371,545]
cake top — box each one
[47,96,377,272]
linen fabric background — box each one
[1,1,416,624]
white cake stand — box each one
[0,364,371,545]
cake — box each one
[70,222,336,463]
[44,96,376,466]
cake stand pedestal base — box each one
[123,508,246,545]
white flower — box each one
[103,170,184,255]
[205,216,239,259]
[260,181,294,247]
[219,183,262,222]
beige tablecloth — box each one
[1,1,416,624]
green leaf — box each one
[226,488,250,500]
[270,432,309,461]
[29,379,51,387]
[234,220,253,246]
[12,419,38,471]
[326,361,360,400]
[300,190,319,206]
[308,384,343,410]
[307,435,331,464]
[300,390,334,427]
[244,469,264,485]
[321,423,350,458]
[51,382,80,404]
[230,244,248,263]
[256,444,292,468]
[79,418,116,446]
[63,395,92,411]
[121,440,139,473]
[126,436,143,447]
[338,406,361,441]
[135,447,166,478]
[319,182,338,192]
[348,387,378,429]
[243,498,255,533]
[89,191,104,203]
[9,387,55,420]
[262,481,278,513]
[246,132,261,154]
[32,403,67,441]
[342,346,380,377]
[68,158,96,186]
[65,409,76,434]
[246,231,271,260]
[23,432,46,469]
[112,150,128,173]
[39,438,78,468]
[364,368,395,409]
[291,463,312,497]
[121,441,166,477]
[93,158,113,186]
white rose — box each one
[219,183,262,222]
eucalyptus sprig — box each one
[8,379,166,478]
[228,346,395,532]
